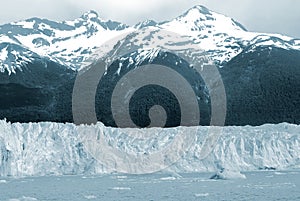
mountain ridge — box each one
[0,6,299,126]
[0,5,300,74]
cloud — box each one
[0,0,299,38]
[63,0,196,23]
[0,0,196,24]
[0,0,80,22]
[200,0,300,38]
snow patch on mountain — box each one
[0,43,37,74]
[134,20,158,29]
[0,45,8,61]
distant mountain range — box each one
[0,5,299,126]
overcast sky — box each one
[0,0,299,38]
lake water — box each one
[0,171,299,201]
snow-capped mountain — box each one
[0,10,132,74]
[0,5,299,126]
[1,5,300,75]
[159,6,300,62]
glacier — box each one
[0,120,299,177]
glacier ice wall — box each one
[0,120,299,177]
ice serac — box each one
[0,120,299,177]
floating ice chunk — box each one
[210,169,246,180]
[160,176,177,181]
[8,196,38,201]
[195,193,209,197]
[83,195,97,200]
[111,187,131,190]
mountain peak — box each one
[81,10,99,20]
[170,5,214,25]
[135,19,157,29]
[181,5,212,18]
[190,5,210,12]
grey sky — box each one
[0,0,299,38]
